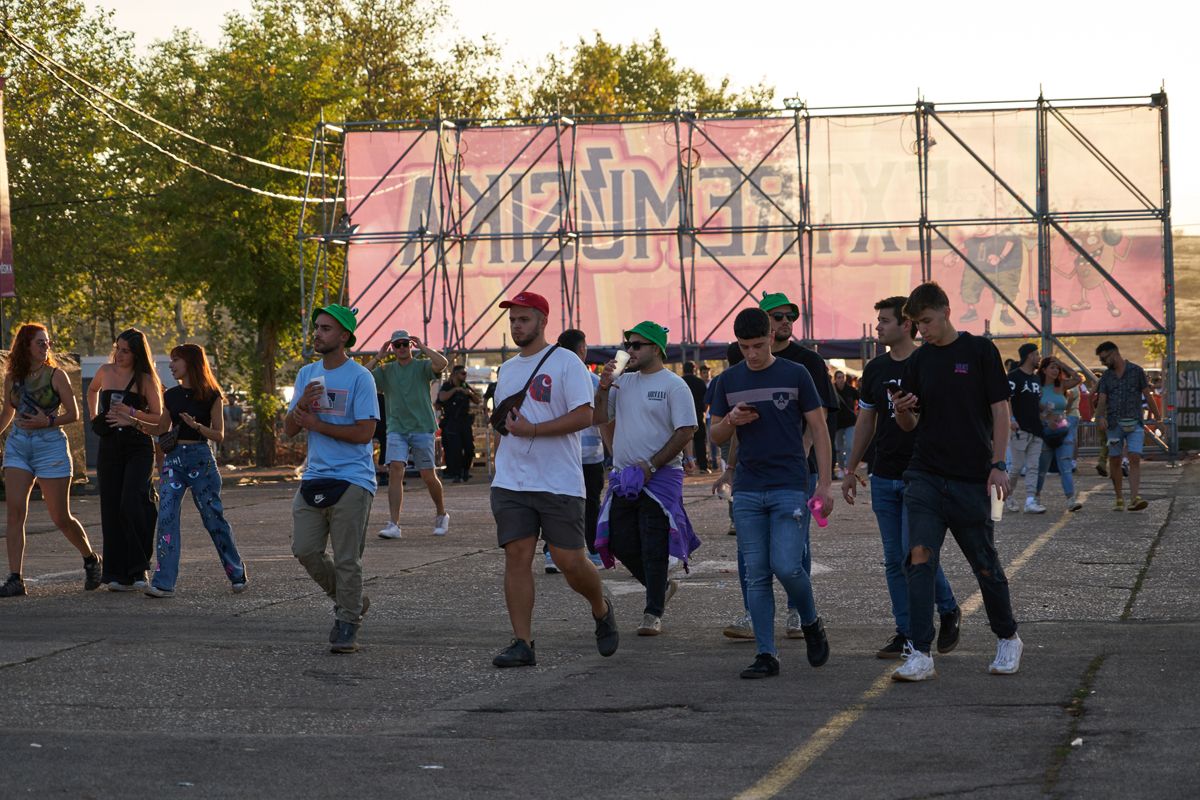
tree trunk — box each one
[254,318,279,466]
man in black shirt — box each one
[891,282,1022,682]
[1006,343,1046,514]
[681,361,709,472]
[841,296,960,659]
[437,365,481,483]
[717,291,839,641]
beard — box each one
[512,328,539,347]
[773,330,790,342]
[313,338,339,354]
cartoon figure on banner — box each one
[1016,205,1068,320]
[1054,226,1129,318]
[944,218,1024,329]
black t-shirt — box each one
[682,374,708,419]
[1007,368,1043,437]
[902,332,1010,482]
[728,340,838,473]
[836,384,860,428]
[164,385,219,442]
[859,353,917,480]
[439,381,475,425]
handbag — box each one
[1041,425,1069,449]
[489,345,559,436]
[158,426,180,454]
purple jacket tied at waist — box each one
[595,466,701,571]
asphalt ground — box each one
[2,459,1198,799]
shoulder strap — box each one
[519,344,559,395]
[124,373,138,392]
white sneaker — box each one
[636,613,662,636]
[433,513,450,536]
[378,522,403,539]
[989,634,1023,674]
[1068,494,1083,512]
[892,649,936,681]
[1024,499,1047,514]
[1005,497,1021,513]
[785,608,804,639]
[722,612,754,640]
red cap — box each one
[499,291,550,317]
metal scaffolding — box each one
[296,92,1177,457]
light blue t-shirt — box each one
[290,359,379,494]
[581,372,605,465]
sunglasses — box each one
[622,341,651,351]
[771,312,799,322]
[392,340,412,348]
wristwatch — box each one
[990,460,1007,472]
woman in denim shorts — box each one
[144,344,246,598]
[0,324,102,598]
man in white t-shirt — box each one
[285,305,379,654]
[489,292,619,668]
[595,321,696,636]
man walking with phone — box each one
[891,282,1022,681]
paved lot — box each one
[2,460,1198,798]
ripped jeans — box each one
[152,442,245,591]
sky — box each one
[89,0,1197,232]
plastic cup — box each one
[990,484,1004,522]
[313,374,331,409]
[612,350,631,377]
[807,496,830,528]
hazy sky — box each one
[89,0,1197,231]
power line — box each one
[13,37,336,204]
[2,26,326,178]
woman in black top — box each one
[145,344,246,597]
[85,328,163,590]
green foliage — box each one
[520,31,775,118]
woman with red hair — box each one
[144,343,246,597]
[0,324,102,597]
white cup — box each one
[611,350,631,377]
[990,484,1004,522]
[313,374,331,409]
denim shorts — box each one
[386,431,436,469]
[1106,422,1145,455]
[3,427,72,479]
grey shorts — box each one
[490,487,586,550]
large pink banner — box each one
[342,108,1165,350]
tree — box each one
[520,31,774,118]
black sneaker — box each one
[876,633,909,659]
[937,607,962,654]
[740,652,780,679]
[492,638,536,667]
[329,594,370,644]
[801,617,830,667]
[330,621,360,654]
[594,591,619,657]
[0,573,27,598]
[83,555,103,591]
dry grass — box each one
[1174,235,1200,361]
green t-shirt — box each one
[373,359,438,433]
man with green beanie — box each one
[285,305,380,654]
[595,322,697,635]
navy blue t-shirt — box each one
[710,358,823,492]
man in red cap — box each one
[489,292,619,667]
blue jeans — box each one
[870,475,957,638]
[737,472,816,613]
[733,490,818,656]
[152,443,245,591]
[1036,426,1076,498]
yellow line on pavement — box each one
[734,486,1102,800]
